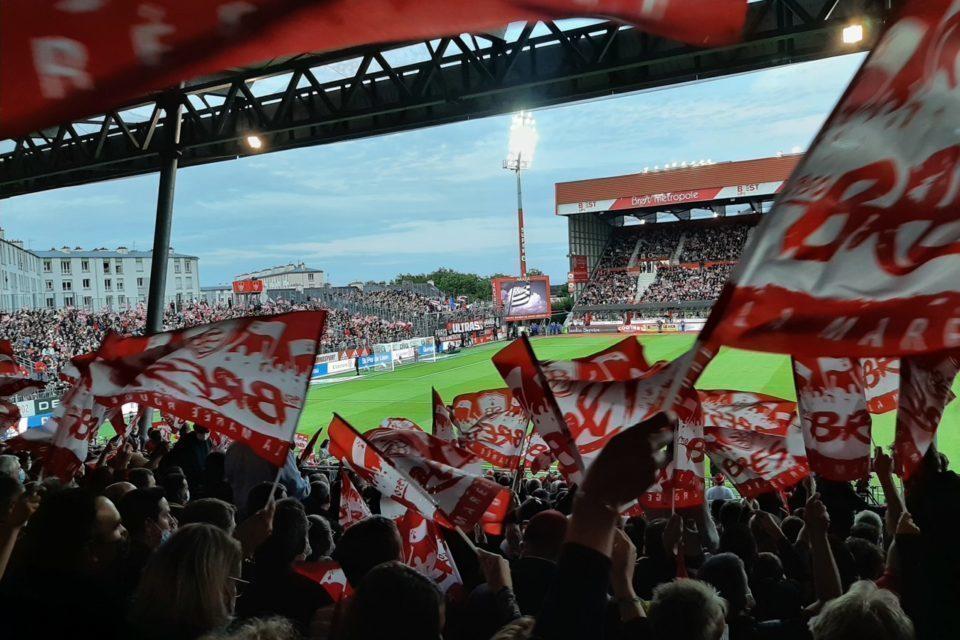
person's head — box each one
[103,481,137,505]
[129,524,243,639]
[844,537,885,581]
[648,578,727,640]
[193,425,210,441]
[342,561,443,640]
[204,451,226,480]
[180,498,237,535]
[518,497,549,522]
[0,454,22,480]
[119,487,176,548]
[521,510,567,561]
[719,500,746,532]
[161,473,189,505]
[334,515,403,585]
[307,514,334,561]
[525,478,542,494]
[780,515,804,544]
[0,474,23,517]
[809,580,914,640]
[127,467,155,490]
[253,498,308,574]
[245,481,286,517]
[304,480,331,515]
[198,617,296,640]
[719,524,757,572]
[490,617,536,640]
[752,551,784,582]
[698,552,753,618]
[849,521,882,547]
[713,474,725,487]
[148,428,164,444]
[17,488,127,575]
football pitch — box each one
[300,334,960,465]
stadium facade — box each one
[0,241,201,312]
[558,154,800,315]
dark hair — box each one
[342,561,443,640]
[304,481,331,516]
[0,474,22,516]
[307,514,335,560]
[203,451,226,480]
[334,515,402,585]
[160,473,189,505]
[753,551,784,582]
[253,498,308,575]
[780,516,804,544]
[179,498,236,532]
[15,487,99,571]
[246,481,286,517]
[127,467,155,490]
[119,487,167,537]
[719,500,746,531]
[644,518,670,561]
[844,536,885,581]
[699,552,750,617]
[719,524,757,573]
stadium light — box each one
[842,23,864,44]
[245,134,263,150]
[504,111,539,279]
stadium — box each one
[1,3,958,640]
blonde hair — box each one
[129,523,243,638]
[491,617,536,640]
[809,581,914,640]
[199,616,297,640]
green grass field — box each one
[299,334,960,464]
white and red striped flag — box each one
[381,498,463,594]
[860,357,900,414]
[328,414,509,530]
[703,0,960,358]
[698,390,796,437]
[87,311,326,465]
[432,388,457,442]
[379,417,423,432]
[792,358,872,481]
[338,470,372,529]
[893,352,960,478]
[451,388,528,470]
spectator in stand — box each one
[707,474,736,503]
[225,441,309,518]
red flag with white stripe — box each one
[792,358,872,481]
[380,417,424,432]
[452,389,527,470]
[894,352,960,478]
[381,498,463,594]
[329,414,508,529]
[86,311,326,465]
[293,561,352,602]
[704,418,809,498]
[704,0,960,358]
[338,470,372,530]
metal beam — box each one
[0,0,890,198]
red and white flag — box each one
[452,388,528,470]
[0,340,43,397]
[698,390,796,437]
[379,417,423,432]
[382,499,463,594]
[893,352,960,478]
[548,336,658,382]
[524,432,553,474]
[0,0,747,139]
[704,0,960,358]
[704,418,809,498]
[329,414,508,529]
[432,389,457,442]
[339,470,372,529]
[860,358,900,414]
[87,311,326,465]
[642,413,706,509]
[792,358,872,481]
[293,561,352,602]
[0,400,21,431]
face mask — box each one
[18,468,25,483]
[159,528,173,545]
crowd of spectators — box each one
[678,222,751,263]
[0,411,952,640]
[0,300,417,393]
[640,264,733,304]
[578,272,641,306]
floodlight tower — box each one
[504,111,539,279]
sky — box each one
[0,52,865,288]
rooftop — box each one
[34,247,198,259]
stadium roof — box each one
[34,248,198,260]
[555,154,801,215]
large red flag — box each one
[293,561,352,602]
[379,417,424,432]
[86,311,326,465]
[452,389,528,470]
[792,358,872,481]
[893,352,960,478]
[0,0,747,139]
[329,414,508,529]
[704,0,960,357]
[381,498,463,594]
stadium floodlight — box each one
[245,134,263,150]
[503,110,539,279]
[842,23,864,44]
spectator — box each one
[225,441,309,518]
[809,580,914,640]
[341,561,444,640]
